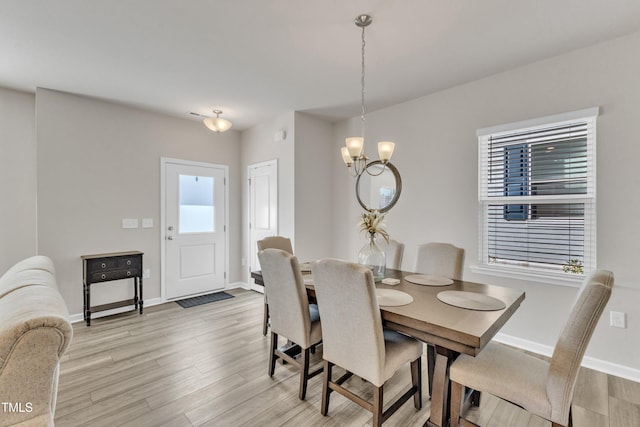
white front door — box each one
[164,160,227,299]
[248,160,278,275]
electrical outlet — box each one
[122,218,139,229]
[143,269,150,279]
[610,311,626,328]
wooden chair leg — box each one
[450,380,464,427]
[299,348,310,400]
[372,384,384,427]
[262,301,269,336]
[268,332,278,376]
[321,360,333,416]
[411,356,422,409]
[427,343,435,397]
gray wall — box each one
[0,88,37,273]
[35,88,241,315]
[239,111,334,283]
[240,111,296,282]
[331,32,640,373]
[293,112,334,262]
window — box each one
[476,108,598,283]
[179,175,215,233]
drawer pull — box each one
[126,260,132,266]
[101,274,106,280]
[101,262,107,268]
[127,271,132,276]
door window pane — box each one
[179,175,214,233]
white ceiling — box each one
[2,0,640,130]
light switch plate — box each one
[142,218,153,228]
[122,218,139,229]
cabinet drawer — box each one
[91,268,139,283]
[87,258,117,273]
[117,256,141,269]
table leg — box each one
[425,346,458,427]
[134,277,139,309]
[85,284,91,327]
[83,282,87,321]
[138,276,144,314]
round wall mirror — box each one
[355,161,402,213]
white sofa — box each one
[0,256,72,427]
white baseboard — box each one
[69,297,164,324]
[494,332,640,383]
[226,281,251,291]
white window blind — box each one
[477,108,597,279]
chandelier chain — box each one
[360,24,366,139]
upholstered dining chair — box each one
[257,236,294,336]
[381,239,405,270]
[257,248,322,400]
[311,259,423,426]
[414,242,465,280]
[449,269,614,427]
[414,242,465,395]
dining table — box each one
[251,267,526,427]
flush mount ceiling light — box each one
[341,14,396,177]
[203,109,233,132]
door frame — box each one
[247,159,278,292]
[160,157,229,301]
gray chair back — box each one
[414,242,464,280]
[257,236,293,253]
[312,259,386,385]
[547,269,614,424]
[258,248,314,348]
[383,239,404,270]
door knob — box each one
[167,236,173,240]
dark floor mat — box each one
[175,291,234,308]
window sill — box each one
[470,264,585,287]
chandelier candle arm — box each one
[346,137,364,159]
[378,141,395,163]
[341,147,354,166]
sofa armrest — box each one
[1,256,56,278]
[0,286,72,427]
[0,270,57,299]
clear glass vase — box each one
[358,234,386,281]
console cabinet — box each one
[82,251,143,326]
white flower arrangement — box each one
[359,210,390,243]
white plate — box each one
[404,274,453,286]
[437,290,506,311]
[376,289,414,306]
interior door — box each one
[249,160,278,274]
[165,161,226,299]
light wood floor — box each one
[55,288,640,426]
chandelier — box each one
[341,15,395,177]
